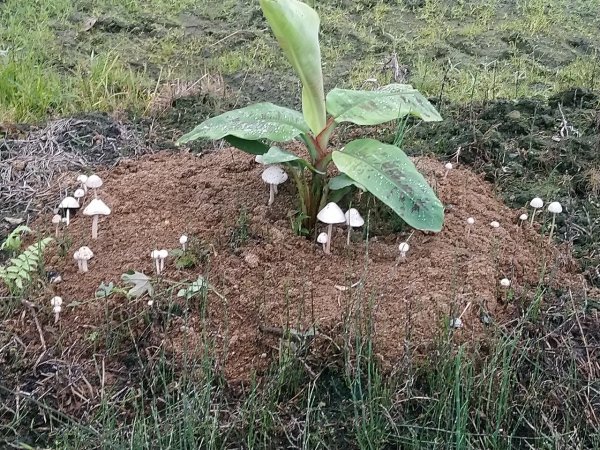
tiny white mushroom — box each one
[500,278,511,288]
[255,154,266,164]
[77,174,89,193]
[490,221,500,229]
[519,213,528,226]
[317,232,329,253]
[76,246,94,272]
[151,250,161,274]
[466,217,475,236]
[147,299,154,307]
[344,208,364,246]
[261,166,288,206]
[83,198,111,239]
[316,202,346,254]
[85,174,103,198]
[529,197,543,225]
[50,296,63,323]
[444,162,453,179]
[398,242,410,259]
[74,188,85,202]
[58,196,80,226]
[547,201,562,242]
[450,317,463,329]
[158,249,168,272]
[52,214,62,237]
[180,234,188,251]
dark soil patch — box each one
[2,148,588,385]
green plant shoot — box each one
[178,0,444,233]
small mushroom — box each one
[52,214,62,237]
[519,213,528,226]
[317,232,328,253]
[490,221,500,229]
[180,235,188,251]
[74,246,94,273]
[500,278,511,288]
[466,217,475,236]
[151,250,161,274]
[50,296,63,323]
[83,198,111,239]
[261,166,288,206]
[344,208,364,246]
[450,317,463,329]
[529,197,543,225]
[255,154,266,164]
[77,174,88,193]
[316,202,346,254]
[85,174,103,198]
[398,242,410,260]
[444,162,453,179]
[58,196,80,226]
[74,188,85,203]
[158,249,168,272]
[547,201,562,242]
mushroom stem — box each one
[268,184,275,206]
[548,215,556,242]
[155,259,160,274]
[55,224,60,237]
[76,259,82,272]
[346,226,353,246]
[91,215,99,239]
[94,188,98,199]
[54,311,60,324]
[160,257,165,273]
[273,185,278,195]
[325,224,332,254]
[530,210,537,226]
[81,259,88,273]
[66,210,71,226]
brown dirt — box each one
[11,149,589,381]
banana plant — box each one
[178,0,444,234]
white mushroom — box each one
[74,188,85,202]
[52,214,62,237]
[317,232,328,253]
[490,221,500,229]
[74,246,94,273]
[158,249,168,272]
[529,197,543,225]
[85,174,103,198]
[444,162,453,179]
[77,174,89,193]
[398,242,410,259]
[519,213,528,226]
[466,217,475,236]
[83,198,111,239]
[500,278,511,288]
[179,235,188,251]
[316,202,346,254]
[547,201,562,242]
[261,166,288,206]
[151,250,161,274]
[450,317,463,329]
[58,196,80,226]
[255,154,266,164]
[344,208,364,246]
[50,296,63,323]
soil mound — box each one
[22,148,587,380]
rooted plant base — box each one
[17,149,587,381]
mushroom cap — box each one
[77,174,88,184]
[490,221,500,228]
[317,232,329,244]
[345,208,364,227]
[467,217,475,225]
[74,188,85,199]
[78,246,94,260]
[73,250,80,260]
[255,154,266,164]
[547,201,562,214]
[530,197,543,209]
[450,317,463,329]
[158,249,169,259]
[83,198,111,216]
[317,202,346,225]
[519,213,528,221]
[59,196,80,209]
[151,250,160,259]
[500,278,511,288]
[179,235,188,244]
[261,165,288,185]
[50,296,63,307]
[398,242,410,253]
[85,174,103,189]
[444,162,453,170]
[52,214,62,224]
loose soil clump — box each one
[11,148,589,382]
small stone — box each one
[3,217,24,225]
[450,317,463,329]
[507,110,521,120]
